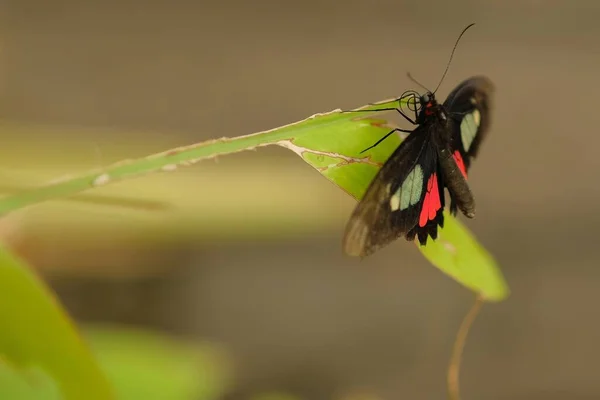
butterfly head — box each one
[420,92,433,106]
[418,92,446,122]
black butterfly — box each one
[342,25,494,257]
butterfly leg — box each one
[396,108,417,125]
[342,107,398,113]
[359,128,413,154]
[343,94,420,125]
[342,107,417,125]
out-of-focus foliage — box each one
[0,324,231,400]
[0,244,113,399]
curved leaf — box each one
[0,244,114,399]
[0,99,508,300]
[0,101,398,215]
[285,110,509,302]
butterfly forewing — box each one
[343,125,445,257]
[443,76,495,176]
[439,76,494,215]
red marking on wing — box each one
[418,173,442,227]
[453,150,468,178]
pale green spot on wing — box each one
[403,165,424,210]
[389,165,424,211]
[460,108,480,152]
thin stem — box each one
[447,294,484,400]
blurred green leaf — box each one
[0,99,508,300]
[0,244,114,399]
[0,324,231,400]
[250,393,303,400]
[85,326,231,400]
[0,364,62,400]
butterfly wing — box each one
[441,76,494,215]
[443,76,494,176]
[343,125,446,257]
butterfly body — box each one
[343,76,494,257]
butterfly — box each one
[342,24,494,258]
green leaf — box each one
[250,393,303,400]
[0,325,231,400]
[420,212,508,302]
[0,101,399,215]
[85,326,231,400]
[0,244,114,399]
[280,108,509,302]
[0,99,508,300]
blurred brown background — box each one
[1,1,600,399]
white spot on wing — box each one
[390,191,401,211]
[389,165,424,211]
[473,108,481,126]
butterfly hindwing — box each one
[343,125,445,257]
[406,160,446,246]
[443,76,494,177]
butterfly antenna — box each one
[433,22,476,94]
[407,72,432,93]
